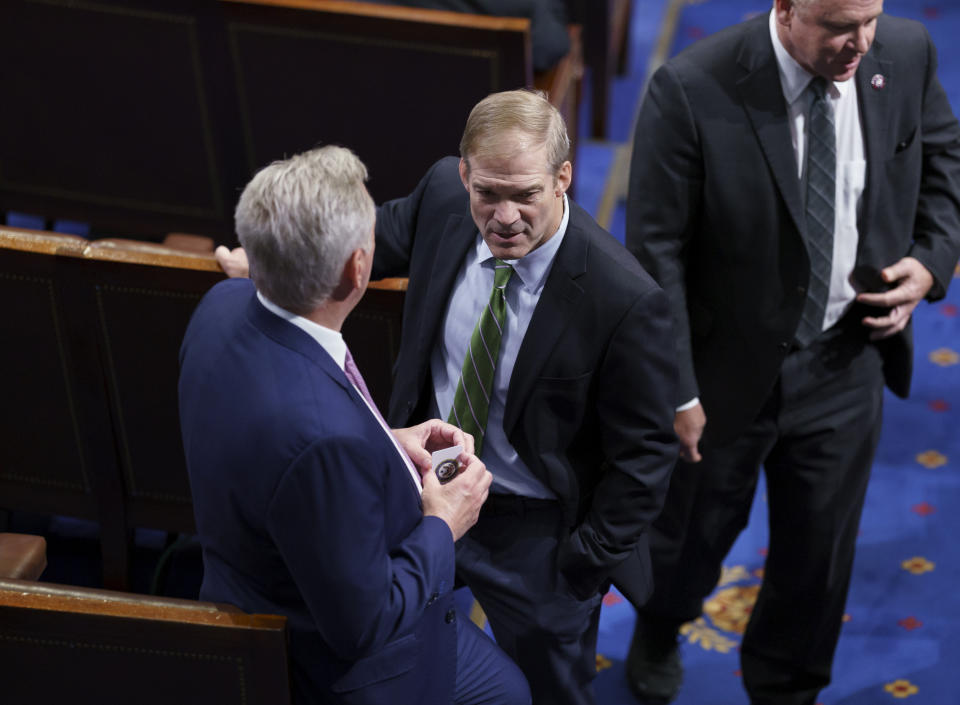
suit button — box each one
[796,286,806,295]
[778,341,790,351]
[444,609,456,624]
[427,592,439,606]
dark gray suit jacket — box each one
[627,13,960,444]
[373,157,678,605]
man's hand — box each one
[214,245,251,278]
[392,420,475,476]
[675,403,706,463]
[421,454,491,541]
[856,256,934,340]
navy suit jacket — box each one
[373,157,679,606]
[627,13,960,443]
[179,278,457,705]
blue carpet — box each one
[592,2,960,704]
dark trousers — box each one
[456,498,604,705]
[641,321,885,705]
[453,609,531,705]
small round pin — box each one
[871,73,886,90]
[436,459,459,484]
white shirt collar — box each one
[256,291,347,369]
[474,192,570,291]
[768,9,851,105]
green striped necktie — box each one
[448,259,514,456]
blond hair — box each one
[459,90,570,175]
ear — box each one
[459,158,470,192]
[333,247,366,301]
[348,246,368,290]
[554,160,572,197]
[774,0,793,27]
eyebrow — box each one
[821,11,882,29]
[472,179,544,193]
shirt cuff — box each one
[676,397,700,412]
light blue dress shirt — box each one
[430,195,570,498]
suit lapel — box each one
[737,24,806,237]
[245,291,349,388]
[247,290,424,508]
[503,209,587,437]
[855,45,892,255]
[416,211,478,361]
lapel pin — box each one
[870,73,886,90]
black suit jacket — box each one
[373,157,679,604]
[627,13,960,444]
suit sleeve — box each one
[907,28,960,298]
[374,158,453,280]
[265,435,454,661]
[626,63,705,405]
[557,285,679,599]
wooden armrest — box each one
[0,225,88,257]
[222,0,529,31]
[85,238,224,273]
[163,232,216,254]
[368,277,408,291]
[0,534,47,581]
[0,578,283,629]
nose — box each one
[850,25,872,54]
[493,200,520,227]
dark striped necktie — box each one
[447,259,514,456]
[795,76,836,347]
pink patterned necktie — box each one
[344,347,383,422]
[343,348,419,485]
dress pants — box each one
[453,607,531,705]
[456,498,604,705]
[641,318,885,705]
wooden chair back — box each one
[0,227,406,588]
[0,577,291,704]
[0,229,109,524]
[1,0,579,240]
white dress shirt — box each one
[769,8,866,331]
[431,195,570,498]
[257,291,422,492]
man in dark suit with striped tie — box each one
[625,0,960,703]
[373,89,680,705]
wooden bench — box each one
[0,0,581,241]
[0,577,290,704]
[0,226,406,588]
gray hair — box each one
[459,89,570,176]
[235,145,375,314]
[777,0,815,10]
